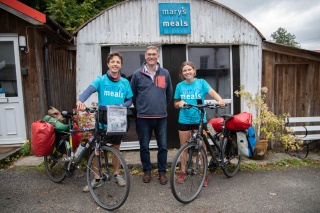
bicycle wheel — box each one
[44,139,67,183]
[87,145,130,211]
[170,142,207,204]
[295,142,309,159]
[221,137,241,178]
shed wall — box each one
[262,46,320,117]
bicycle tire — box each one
[170,142,207,204]
[296,142,309,159]
[87,145,130,211]
[221,137,241,178]
[44,139,67,183]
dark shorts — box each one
[106,135,123,145]
[178,123,202,131]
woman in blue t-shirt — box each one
[173,61,225,187]
[76,52,133,192]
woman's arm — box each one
[208,88,225,107]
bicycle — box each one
[44,107,130,211]
[170,102,241,204]
[285,140,309,159]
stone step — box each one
[0,145,22,154]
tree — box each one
[22,0,123,34]
[271,27,301,48]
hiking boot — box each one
[159,173,168,185]
[83,179,102,192]
[176,171,186,184]
[203,175,208,187]
[143,172,151,183]
[114,174,126,187]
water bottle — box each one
[75,143,86,158]
[207,123,216,136]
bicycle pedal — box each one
[102,172,112,181]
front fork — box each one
[94,137,112,181]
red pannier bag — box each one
[72,123,82,150]
[31,120,55,156]
[208,117,224,132]
[226,112,252,131]
[209,112,252,132]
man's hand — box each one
[76,100,86,111]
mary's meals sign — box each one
[159,3,191,35]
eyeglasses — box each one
[146,53,158,57]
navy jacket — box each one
[130,63,173,118]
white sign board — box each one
[107,106,127,135]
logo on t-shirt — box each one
[180,88,202,100]
[103,85,125,98]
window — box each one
[200,56,209,69]
[188,46,232,115]
[109,46,162,80]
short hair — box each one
[107,52,123,64]
[145,45,159,53]
[179,61,196,80]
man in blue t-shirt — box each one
[76,52,133,192]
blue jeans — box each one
[137,117,168,174]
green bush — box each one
[20,140,32,156]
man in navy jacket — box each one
[130,46,173,185]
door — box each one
[162,44,187,148]
[0,35,26,145]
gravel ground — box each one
[1,166,320,213]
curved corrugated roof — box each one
[73,0,265,40]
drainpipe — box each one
[43,30,60,109]
[43,33,51,110]
[46,16,73,42]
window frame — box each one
[187,45,233,113]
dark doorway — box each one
[162,44,186,149]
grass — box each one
[239,157,320,172]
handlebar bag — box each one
[31,120,55,156]
[106,106,127,135]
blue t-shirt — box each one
[174,78,211,124]
[91,75,133,107]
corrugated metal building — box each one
[74,0,265,148]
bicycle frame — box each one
[187,105,225,159]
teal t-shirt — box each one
[91,75,133,106]
[174,78,211,124]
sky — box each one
[215,0,320,51]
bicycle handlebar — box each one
[85,107,98,113]
[61,107,98,117]
[183,102,226,110]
